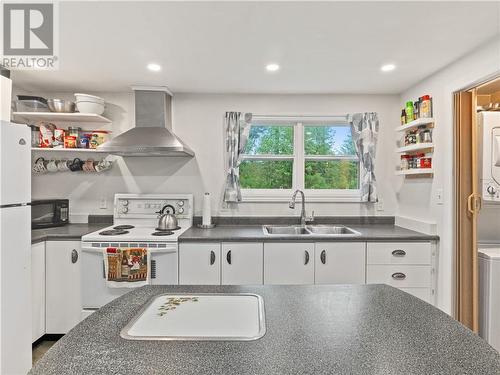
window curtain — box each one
[350,112,379,202]
[223,112,252,203]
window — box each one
[239,117,361,202]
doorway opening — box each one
[453,75,500,335]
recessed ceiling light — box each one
[381,63,396,72]
[266,63,280,72]
[147,63,161,72]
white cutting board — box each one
[121,294,265,341]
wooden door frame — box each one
[453,72,500,331]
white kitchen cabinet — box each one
[366,242,432,265]
[222,242,263,285]
[31,242,45,342]
[366,265,432,288]
[366,241,436,305]
[314,242,366,284]
[179,243,221,285]
[45,241,82,334]
[264,243,314,285]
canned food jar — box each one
[64,135,77,149]
[53,128,65,148]
[67,127,81,138]
[89,131,110,149]
[420,154,432,169]
[79,134,91,149]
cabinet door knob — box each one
[71,249,79,264]
[320,250,326,264]
[226,250,232,265]
[392,249,406,257]
[304,250,310,265]
[210,250,216,265]
[391,272,406,280]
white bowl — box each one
[76,101,105,115]
[74,93,104,104]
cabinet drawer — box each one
[367,242,432,265]
[366,265,432,288]
[399,288,432,304]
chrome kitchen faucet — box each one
[289,190,314,227]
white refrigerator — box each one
[0,119,32,374]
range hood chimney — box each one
[97,87,194,157]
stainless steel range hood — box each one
[97,87,194,157]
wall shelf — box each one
[395,117,434,132]
[31,148,108,153]
[396,168,434,176]
[396,143,434,153]
[12,112,112,124]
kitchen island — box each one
[30,284,500,375]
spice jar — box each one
[420,95,432,118]
[420,153,432,169]
[30,125,40,147]
[400,155,409,170]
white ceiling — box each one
[12,1,500,94]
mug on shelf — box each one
[57,159,70,172]
[32,157,47,174]
[95,159,112,172]
[46,159,58,173]
[68,158,83,172]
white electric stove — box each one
[81,194,193,316]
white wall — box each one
[13,88,400,219]
[398,36,500,314]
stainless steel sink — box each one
[263,226,310,235]
[306,225,361,236]
[262,225,361,236]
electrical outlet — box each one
[376,198,384,211]
[436,189,444,205]
[99,196,107,209]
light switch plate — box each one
[436,189,444,205]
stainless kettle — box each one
[156,204,179,231]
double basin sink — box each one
[263,225,361,236]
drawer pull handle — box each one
[226,250,232,265]
[304,251,310,265]
[210,251,216,265]
[320,250,326,264]
[391,272,406,280]
[392,249,406,257]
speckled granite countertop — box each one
[179,224,439,242]
[30,284,498,375]
[31,223,108,244]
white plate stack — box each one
[74,93,105,115]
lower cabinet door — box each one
[221,242,263,285]
[45,241,82,334]
[264,243,314,285]
[31,242,45,342]
[314,242,366,284]
[179,243,221,285]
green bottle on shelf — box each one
[405,101,414,123]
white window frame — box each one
[240,116,363,202]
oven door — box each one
[81,243,178,309]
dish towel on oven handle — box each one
[103,248,150,288]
